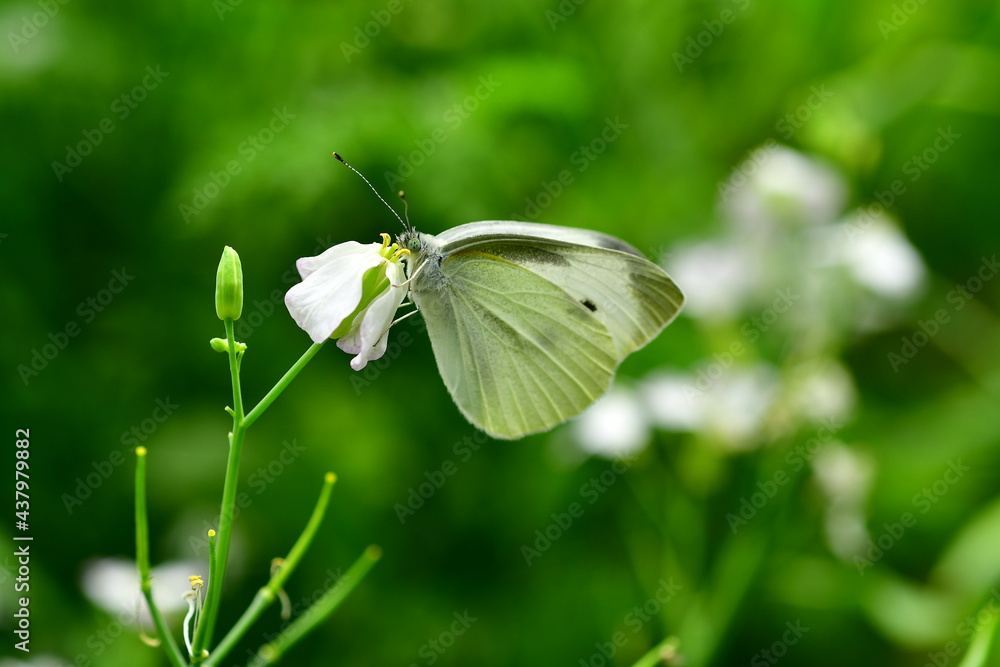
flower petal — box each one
[284,244,384,344]
[337,281,408,369]
[296,241,377,280]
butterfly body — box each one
[399,221,683,440]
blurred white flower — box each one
[641,371,707,431]
[81,557,202,622]
[785,359,856,424]
[702,364,780,449]
[836,212,927,300]
[668,240,760,320]
[640,364,780,450]
[813,444,875,560]
[571,386,649,458]
[721,145,848,230]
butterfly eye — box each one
[407,237,422,253]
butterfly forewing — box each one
[440,237,684,358]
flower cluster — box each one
[572,146,925,451]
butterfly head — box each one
[398,230,422,253]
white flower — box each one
[641,371,707,431]
[668,240,761,320]
[721,145,848,230]
[285,234,409,370]
[784,359,856,425]
[81,557,201,621]
[812,444,875,560]
[701,364,780,449]
[639,364,779,450]
[836,212,926,300]
[571,386,649,458]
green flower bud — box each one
[210,337,248,354]
[215,246,244,320]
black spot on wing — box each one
[582,299,597,312]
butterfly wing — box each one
[436,222,685,357]
[411,223,684,439]
[414,248,618,439]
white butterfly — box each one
[398,221,684,439]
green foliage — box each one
[3,0,1000,665]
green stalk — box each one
[957,601,999,667]
[193,339,325,662]
[251,545,383,665]
[191,319,246,661]
[629,635,681,667]
[243,342,325,429]
[204,473,337,667]
[135,447,187,667]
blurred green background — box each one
[3,0,1000,665]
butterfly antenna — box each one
[333,152,406,230]
[398,191,413,233]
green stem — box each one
[135,447,187,667]
[957,600,999,667]
[204,473,337,667]
[192,320,246,661]
[244,342,325,429]
[193,338,325,662]
[629,635,681,667]
[226,319,245,422]
[252,545,383,665]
